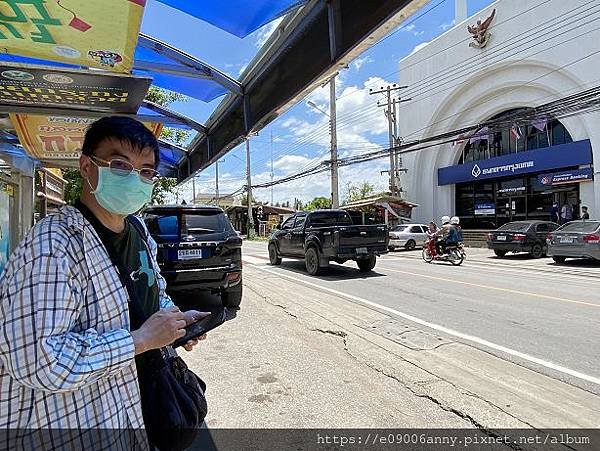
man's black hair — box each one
[81,116,160,167]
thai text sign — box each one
[0,63,151,113]
[0,0,145,72]
[10,113,163,161]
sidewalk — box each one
[181,264,600,431]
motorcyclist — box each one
[450,216,463,243]
[433,215,453,255]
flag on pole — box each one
[510,124,522,140]
[532,117,548,132]
[468,126,490,144]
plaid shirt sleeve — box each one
[0,231,135,393]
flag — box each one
[532,117,548,132]
[510,124,522,140]
[468,126,490,144]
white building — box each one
[399,0,600,229]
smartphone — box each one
[172,308,228,348]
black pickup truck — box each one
[268,210,388,275]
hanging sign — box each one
[538,168,593,186]
[0,63,151,113]
[10,113,163,161]
[0,0,146,73]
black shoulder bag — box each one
[123,216,208,450]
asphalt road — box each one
[242,240,600,395]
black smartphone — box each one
[172,308,228,348]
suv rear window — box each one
[559,221,600,233]
[146,210,233,239]
[308,211,353,226]
[498,222,530,232]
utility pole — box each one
[192,174,196,204]
[215,160,220,207]
[246,138,254,238]
[330,75,339,208]
[370,84,410,196]
[270,130,274,206]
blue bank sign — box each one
[438,140,593,186]
[538,168,593,186]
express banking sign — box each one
[438,140,592,186]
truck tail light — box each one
[583,234,600,243]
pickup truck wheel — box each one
[268,243,282,265]
[357,255,377,272]
[305,247,321,276]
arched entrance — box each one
[452,109,582,229]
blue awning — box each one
[155,0,306,37]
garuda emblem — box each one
[467,9,496,49]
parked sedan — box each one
[547,220,600,263]
[487,221,559,258]
[388,224,429,251]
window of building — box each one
[458,110,573,164]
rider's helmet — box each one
[450,216,460,225]
[441,215,450,225]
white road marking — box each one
[250,264,600,386]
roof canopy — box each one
[0,0,425,179]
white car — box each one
[389,224,429,251]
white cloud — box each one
[440,20,455,31]
[253,17,284,49]
[409,41,430,55]
[351,55,373,71]
[404,24,416,32]
[402,23,423,37]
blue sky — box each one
[142,0,495,203]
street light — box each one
[306,77,339,208]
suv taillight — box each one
[583,234,600,243]
[513,233,526,241]
[546,233,553,243]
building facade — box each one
[399,0,600,229]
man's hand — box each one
[181,310,210,352]
[131,306,187,354]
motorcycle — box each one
[422,237,465,266]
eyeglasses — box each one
[89,156,159,184]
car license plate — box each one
[496,235,507,241]
[178,249,204,260]
[559,237,574,244]
[356,247,368,254]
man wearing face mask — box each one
[0,117,206,446]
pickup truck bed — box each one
[268,210,388,275]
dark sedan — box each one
[487,221,559,258]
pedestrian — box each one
[550,202,559,223]
[560,203,573,224]
[581,205,590,220]
[0,117,208,448]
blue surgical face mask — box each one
[89,166,154,216]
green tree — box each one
[62,86,189,205]
[344,181,376,204]
[303,196,331,211]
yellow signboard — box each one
[10,113,163,162]
[0,0,146,73]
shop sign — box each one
[0,63,151,113]
[497,186,526,194]
[474,202,495,216]
[438,140,593,185]
[10,114,163,161]
[538,168,593,186]
[0,0,145,73]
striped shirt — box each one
[0,205,174,447]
